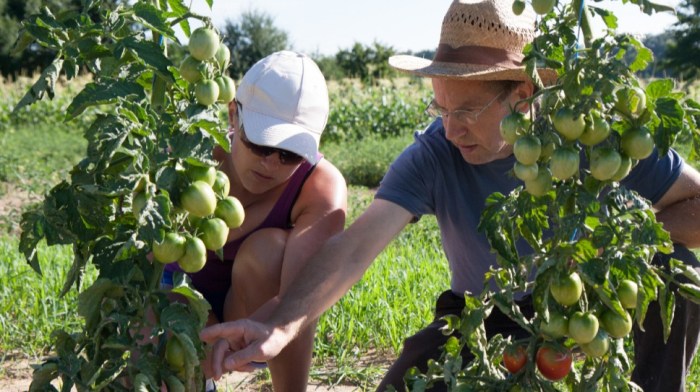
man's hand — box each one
[199,318,288,379]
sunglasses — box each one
[238,128,304,165]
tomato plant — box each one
[13,1,244,390]
[407,1,700,390]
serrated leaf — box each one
[658,285,675,343]
[78,278,119,332]
[120,37,174,82]
[654,97,684,156]
[645,79,674,101]
[167,0,189,16]
[133,2,176,40]
[67,79,146,120]
[137,194,171,243]
[19,209,47,274]
[12,58,64,115]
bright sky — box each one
[187,0,682,56]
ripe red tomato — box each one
[503,343,528,374]
[536,344,572,381]
[552,107,586,141]
[568,311,599,344]
[549,147,580,180]
[195,79,220,106]
[188,27,220,61]
[620,127,654,160]
[550,272,583,306]
[513,135,542,165]
[152,232,186,264]
[180,181,217,218]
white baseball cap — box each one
[236,50,329,165]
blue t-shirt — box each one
[375,118,683,296]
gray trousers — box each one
[376,247,700,392]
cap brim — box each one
[389,55,558,86]
[241,109,321,165]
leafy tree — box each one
[219,10,289,79]
[641,31,674,78]
[664,0,700,82]
[335,42,397,83]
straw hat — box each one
[389,0,558,85]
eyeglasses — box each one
[238,128,304,165]
[424,91,504,125]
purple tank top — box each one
[166,157,319,320]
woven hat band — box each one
[434,44,524,69]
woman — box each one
[167,50,347,391]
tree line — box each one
[1,0,697,84]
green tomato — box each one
[215,42,231,70]
[541,313,569,340]
[610,154,633,182]
[549,147,580,180]
[152,232,186,264]
[215,196,245,228]
[589,147,622,181]
[513,135,542,165]
[500,112,529,145]
[212,170,231,197]
[531,0,557,14]
[165,338,186,369]
[179,55,203,84]
[524,167,552,197]
[512,0,526,15]
[568,311,599,345]
[181,181,217,218]
[580,330,610,358]
[215,75,236,103]
[198,217,229,251]
[600,309,633,338]
[178,236,207,273]
[550,272,583,306]
[614,86,647,118]
[579,110,610,146]
[195,79,220,106]
[618,279,639,310]
[188,27,220,61]
[552,107,585,141]
[620,127,654,160]
[187,165,217,186]
[514,162,539,181]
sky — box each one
[186,0,682,56]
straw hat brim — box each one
[389,55,558,86]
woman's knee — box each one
[232,228,288,284]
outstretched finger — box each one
[199,321,243,344]
[210,338,230,380]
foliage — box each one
[402,0,700,390]
[335,42,398,83]
[664,0,700,82]
[219,9,289,79]
[11,1,235,390]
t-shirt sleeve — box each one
[621,147,684,204]
[375,131,439,220]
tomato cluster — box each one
[179,27,236,106]
[135,164,245,273]
[501,84,653,196]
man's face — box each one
[431,78,531,165]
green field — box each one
[1,76,699,390]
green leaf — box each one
[167,0,189,16]
[654,97,685,156]
[645,79,674,101]
[12,58,64,115]
[137,194,171,244]
[59,242,90,297]
[78,278,120,332]
[170,273,212,329]
[66,79,146,120]
[133,1,176,40]
[120,37,174,82]
[658,285,675,343]
[678,283,700,306]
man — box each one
[201,1,700,391]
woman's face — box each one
[228,101,302,194]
